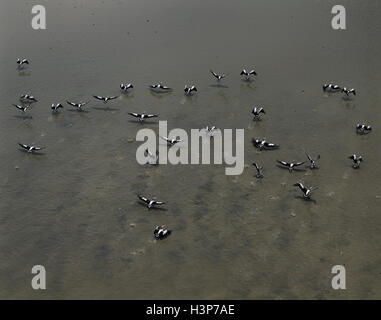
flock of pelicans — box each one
[14,58,372,240]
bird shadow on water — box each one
[18,70,31,76]
[14,115,33,120]
[92,106,120,111]
[210,84,229,89]
[66,109,90,113]
[127,120,159,125]
[149,90,172,98]
[295,195,317,204]
[18,149,46,156]
[121,93,134,99]
[240,82,256,91]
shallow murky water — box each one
[0,0,380,299]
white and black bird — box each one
[205,126,218,135]
[120,83,133,92]
[67,100,89,111]
[20,94,37,103]
[252,162,263,179]
[342,87,356,96]
[240,69,257,79]
[323,83,341,92]
[160,136,182,145]
[294,182,318,199]
[17,58,29,68]
[18,143,44,153]
[305,153,320,169]
[210,70,227,80]
[93,95,119,103]
[184,85,197,95]
[128,112,158,123]
[150,83,171,91]
[154,225,171,240]
[138,195,165,209]
[252,138,278,150]
[12,104,30,113]
[51,103,64,112]
[252,107,266,120]
[356,124,372,134]
[277,160,305,172]
[349,154,363,169]
[145,149,159,165]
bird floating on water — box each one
[184,85,197,95]
[277,160,305,172]
[342,87,356,96]
[67,100,89,111]
[12,104,30,113]
[323,83,341,92]
[17,58,29,68]
[145,149,158,165]
[154,225,171,239]
[51,103,64,112]
[138,195,165,209]
[120,83,133,92]
[205,126,218,136]
[93,95,118,103]
[150,83,171,91]
[240,69,257,79]
[18,143,44,153]
[252,138,278,150]
[252,107,266,121]
[305,153,320,169]
[210,70,227,80]
[356,124,372,134]
[349,154,363,169]
[294,182,318,199]
[20,94,37,103]
[160,136,182,145]
[252,162,263,178]
[128,112,158,123]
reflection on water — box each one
[0,0,380,299]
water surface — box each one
[0,0,380,299]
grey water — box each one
[0,0,380,299]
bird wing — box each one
[294,162,305,167]
[160,136,169,142]
[18,143,29,149]
[210,70,218,78]
[67,101,77,107]
[129,112,140,117]
[138,195,150,203]
[108,96,119,100]
[277,160,288,166]
[13,104,23,110]
[264,142,277,148]
[153,201,165,205]
[249,69,257,75]
[146,114,158,118]
[93,95,104,100]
